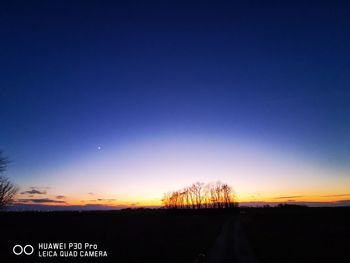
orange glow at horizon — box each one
[16,190,350,208]
[15,135,350,207]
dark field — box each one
[1,207,350,263]
[0,210,230,263]
[241,207,350,263]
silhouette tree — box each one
[162,181,237,209]
[191,182,205,209]
[0,151,18,209]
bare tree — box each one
[0,151,18,209]
[162,181,237,209]
[191,182,204,209]
[161,192,171,208]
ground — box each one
[1,207,350,263]
[0,210,230,263]
[241,207,350,263]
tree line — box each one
[162,182,237,209]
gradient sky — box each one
[1,0,350,208]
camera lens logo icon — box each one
[13,245,34,255]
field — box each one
[0,210,231,263]
[1,207,350,263]
[241,207,350,263]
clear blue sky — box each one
[1,1,349,206]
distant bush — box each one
[276,204,308,209]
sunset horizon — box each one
[7,132,350,209]
[2,1,350,262]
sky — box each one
[1,0,350,209]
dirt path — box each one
[204,215,259,263]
